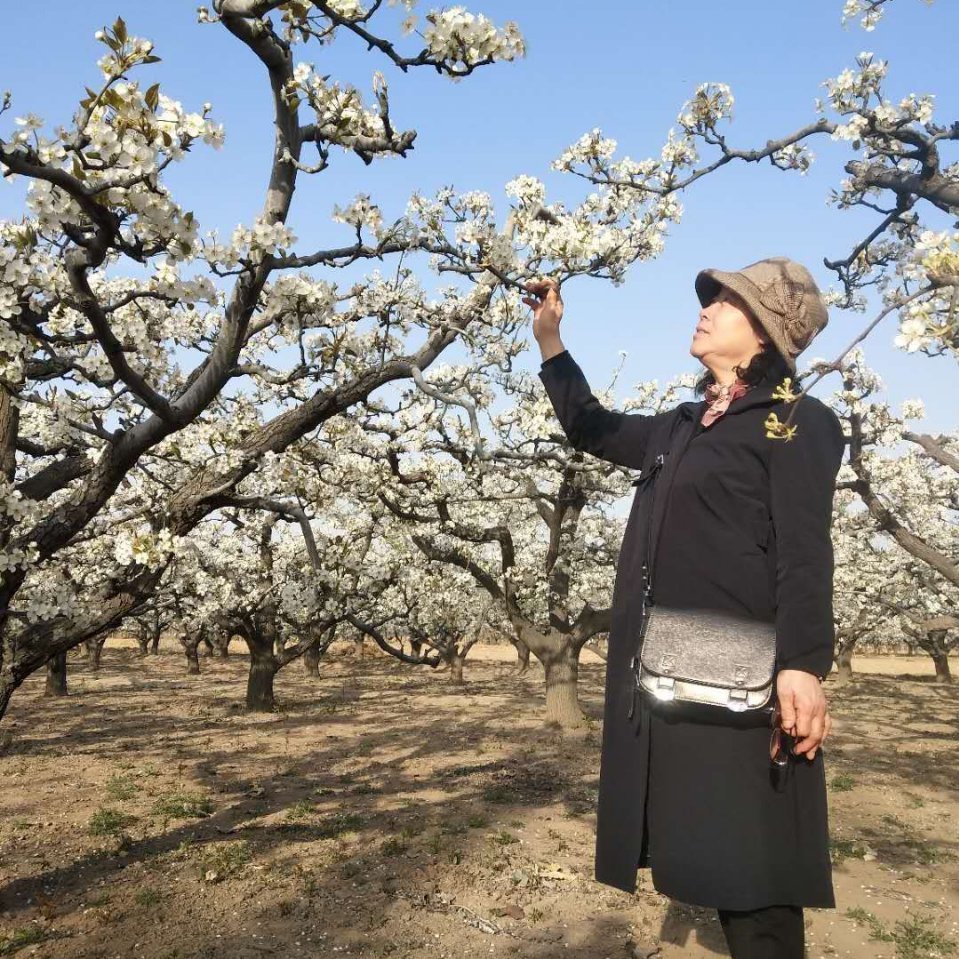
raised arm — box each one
[524,277,662,470]
[538,350,662,469]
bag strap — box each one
[635,453,666,607]
[626,412,703,720]
[626,452,666,720]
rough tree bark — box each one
[244,630,280,711]
[903,623,955,684]
[925,630,953,683]
[538,642,584,728]
[835,637,856,682]
[213,632,231,658]
[303,645,321,675]
[511,636,531,675]
[84,636,105,670]
[447,649,466,685]
[183,637,201,675]
[44,652,67,697]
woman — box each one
[522,257,846,959]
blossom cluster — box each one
[113,526,181,569]
[840,0,937,33]
[421,7,525,74]
[204,215,298,268]
[4,85,222,263]
[284,62,388,149]
[331,194,385,238]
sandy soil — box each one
[0,641,956,959]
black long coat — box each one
[539,350,846,911]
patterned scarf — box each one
[701,378,751,428]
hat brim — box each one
[695,268,797,374]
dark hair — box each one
[693,342,792,397]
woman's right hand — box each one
[523,277,566,360]
[523,277,564,344]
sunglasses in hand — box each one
[768,699,795,768]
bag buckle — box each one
[726,687,749,712]
[653,676,675,701]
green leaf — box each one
[113,17,127,43]
[141,55,162,65]
[145,83,160,111]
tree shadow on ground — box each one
[0,647,671,958]
[0,651,953,958]
[824,674,959,794]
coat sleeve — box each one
[769,397,846,678]
[537,349,664,470]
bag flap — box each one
[639,605,776,690]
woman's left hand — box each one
[775,669,833,761]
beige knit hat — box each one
[694,256,829,374]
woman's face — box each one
[690,285,769,371]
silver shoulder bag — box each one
[627,446,777,718]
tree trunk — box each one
[918,630,953,684]
[512,638,530,676]
[931,649,952,684]
[244,631,279,711]
[150,631,161,655]
[44,652,68,697]
[81,638,104,666]
[542,644,585,729]
[214,634,231,658]
[0,677,18,722]
[247,651,278,711]
[835,642,854,683]
[136,635,150,657]
[303,646,321,675]
[449,651,465,685]
[183,640,201,675]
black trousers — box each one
[717,904,805,959]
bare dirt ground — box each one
[0,642,956,959]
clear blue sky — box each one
[2,1,955,432]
